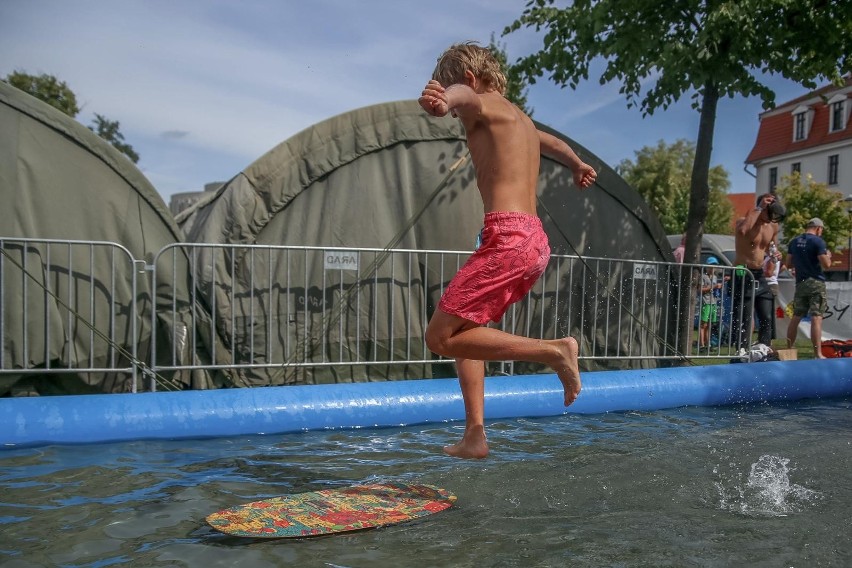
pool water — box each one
[1,398,850,567]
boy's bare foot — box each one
[443,425,488,459]
[553,337,581,406]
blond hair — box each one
[432,42,507,94]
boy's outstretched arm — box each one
[443,84,482,119]
[419,81,482,120]
[538,130,597,189]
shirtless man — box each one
[419,42,597,459]
[731,192,782,349]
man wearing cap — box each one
[786,218,832,359]
[731,193,784,350]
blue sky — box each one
[0,0,815,203]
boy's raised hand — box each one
[573,163,597,189]
[419,80,449,117]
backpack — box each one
[820,340,852,358]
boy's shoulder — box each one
[470,93,533,133]
[481,91,519,112]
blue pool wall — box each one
[2,359,851,448]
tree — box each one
[505,0,851,264]
[89,114,140,163]
[5,70,79,117]
[488,33,533,116]
[776,173,852,251]
[3,71,139,163]
[617,139,733,235]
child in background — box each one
[698,257,721,349]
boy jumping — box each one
[419,42,597,459]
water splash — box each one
[715,454,821,517]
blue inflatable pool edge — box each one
[2,359,851,448]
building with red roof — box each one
[746,76,852,279]
[746,76,852,198]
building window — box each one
[791,162,801,174]
[828,155,839,185]
[831,101,844,132]
[794,112,807,140]
[827,94,850,133]
[769,167,778,191]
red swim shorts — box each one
[438,211,550,324]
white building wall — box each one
[753,140,852,199]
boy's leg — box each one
[426,309,580,406]
[443,357,489,459]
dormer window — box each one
[792,105,813,141]
[795,113,806,139]
[831,101,843,130]
[827,93,848,133]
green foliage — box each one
[4,71,80,117]
[504,0,851,115]
[89,114,139,163]
[776,173,852,251]
[4,70,139,163]
[488,33,533,116]
[617,139,733,234]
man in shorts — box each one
[786,218,832,359]
[419,42,597,458]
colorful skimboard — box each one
[206,482,456,538]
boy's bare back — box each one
[457,90,542,214]
[420,82,541,214]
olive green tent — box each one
[177,100,675,386]
[0,81,221,395]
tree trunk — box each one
[676,81,720,360]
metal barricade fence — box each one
[685,260,758,357]
[149,244,757,379]
[0,237,143,391]
[149,243,472,387]
[1,238,758,392]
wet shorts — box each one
[792,277,827,318]
[438,211,550,324]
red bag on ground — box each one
[820,340,852,358]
